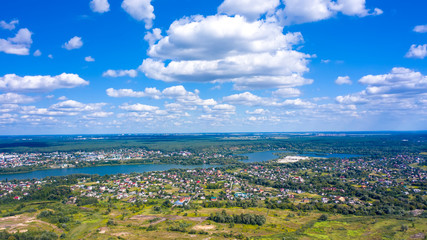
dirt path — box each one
[130,214,207,225]
[0,214,63,233]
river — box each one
[0,150,359,180]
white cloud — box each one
[119,103,159,112]
[85,111,113,118]
[336,94,367,104]
[0,28,32,55]
[165,102,194,112]
[85,56,95,62]
[413,24,427,33]
[102,69,137,78]
[358,67,427,94]
[0,73,89,92]
[336,68,427,109]
[90,0,110,13]
[405,44,427,59]
[146,15,303,60]
[277,0,382,25]
[223,92,263,106]
[140,14,312,90]
[272,87,301,97]
[0,93,34,104]
[321,59,331,63]
[280,98,314,108]
[0,104,19,113]
[58,96,67,100]
[203,104,236,115]
[121,0,155,29]
[277,0,334,25]
[223,90,309,107]
[20,106,73,116]
[33,49,41,57]
[246,108,269,115]
[144,28,162,46]
[218,0,280,20]
[63,36,83,50]
[48,54,53,59]
[50,100,106,112]
[106,87,161,99]
[0,19,19,30]
[335,76,352,85]
[212,104,235,112]
[18,100,106,118]
[162,85,217,106]
[107,85,216,107]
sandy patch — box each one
[0,214,63,233]
[98,227,109,234]
[112,232,130,237]
[192,225,216,230]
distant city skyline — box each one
[0,0,426,134]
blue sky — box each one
[0,0,426,134]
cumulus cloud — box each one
[144,28,162,46]
[86,111,113,118]
[246,108,269,115]
[18,100,106,118]
[405,44,427,59]
[162,85,217,106]
[63,36,83,50]
[146,15,303,60]
[335,76,352,85]
[0,93,34,104]
[223,90,311,107]
[0,73,89,92]
[0,28,32,55]
[413,24,427,33]
[50,100,105,112]
[218,0,280,21]
[0,19,19,30]
[139,14,312,90]
[106,87,161,99]
[119,103,159,112]
[33,49,41,57]
[272,87,301,97]
[85,56,95,62]
[102,69,137,78]
[277,0,382,26]
[90,0,110,13]
[121,0,155,29]
[203,104,236,115]
[223,92,264,106]
[336,68,427,110]
[107,85,216,107]
[280,98,314,108]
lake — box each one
[240,150,360,163]
[0,150,359,180]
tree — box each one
[318,214,328,221]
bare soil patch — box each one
[192,225,216,230]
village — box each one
[0,148,227,170]
[1,153,425,213]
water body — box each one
[0,150,359,181]
[0,164,220,181]
[240,150,279,163]
[240,150,360,163]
